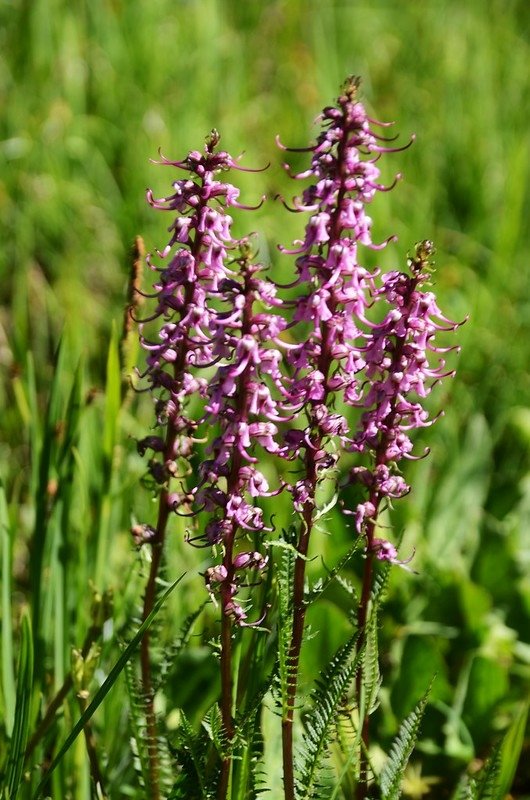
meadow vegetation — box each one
[1,1,530,797]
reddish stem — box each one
[281,474,316,800]
[281,123,353,800]
[139,191,209,798]
[355,275,420,799]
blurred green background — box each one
[2,0,530,796]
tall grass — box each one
[1,1,530,797]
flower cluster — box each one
[136,132,288,623]
[276,77,406,518]
[277,77,462,563]
[133,82,466,799]
[136,131,247,507]
[136,80,463,607]
[279,75,402,404]
[347,240,463,559]
[196,248,287,623]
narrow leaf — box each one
[0,481,15,735]
[495,700,528,798]
[3,610,34,799]
[276,544,295,718]
[32,573,185,799]
[103,321,121,464]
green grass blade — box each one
[0,481,15,736]
[30,338,67,645]
[2,610,34,799]
[495,700,528,798]
[95,323,122,587]
[102,321,121,466]
[32,572,185,799]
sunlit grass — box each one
[1,0,530,796]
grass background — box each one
[1,0,530,797]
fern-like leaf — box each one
[168,710,218,800]
[304,540,361,607]
[123,657,150,790]
[360,608,381,719]
[370,561,391,606]
[379,685,431,800]
[156,601,207,688]
[470,735,510,800]
[451,701,528,800]
[480,699,528,799]
[232,708,267,800]
[203,704,227,758]
[296,633,362,800]
[451,775,479,800]
[235,665,276,731]
[276,540,296,718]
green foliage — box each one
[305,540,362,609]
[361,610,381,721]
[452,701,529,800]
[33,575,183,798]
[275,533,297,720]
[231,709,267,800]
[2,2,530,798]
[379,687,430,800]
[0,482,15,737]
[295,634,362,799]
[169,701,268,800]
[1,612,34,800]
[168,709,218,800]
[124,655,151,791]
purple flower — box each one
[277,79,463,569]
[136,134,281,627]
[277,78,404,433]
[344,240,464,562]
[275,77,406,525]
[194,249,286,624]
[370,538,415,571]
[136,131,246,501]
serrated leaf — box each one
[305,540,362,607]
[296,633,362,799]
[361,609,381,718]
[123,658,150,790]
[276,544,295,718]
[471,701,529,800]
[451,775,479,800]
[169,709,213,800]
[313,490,339,522]
[379,684,431,800]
